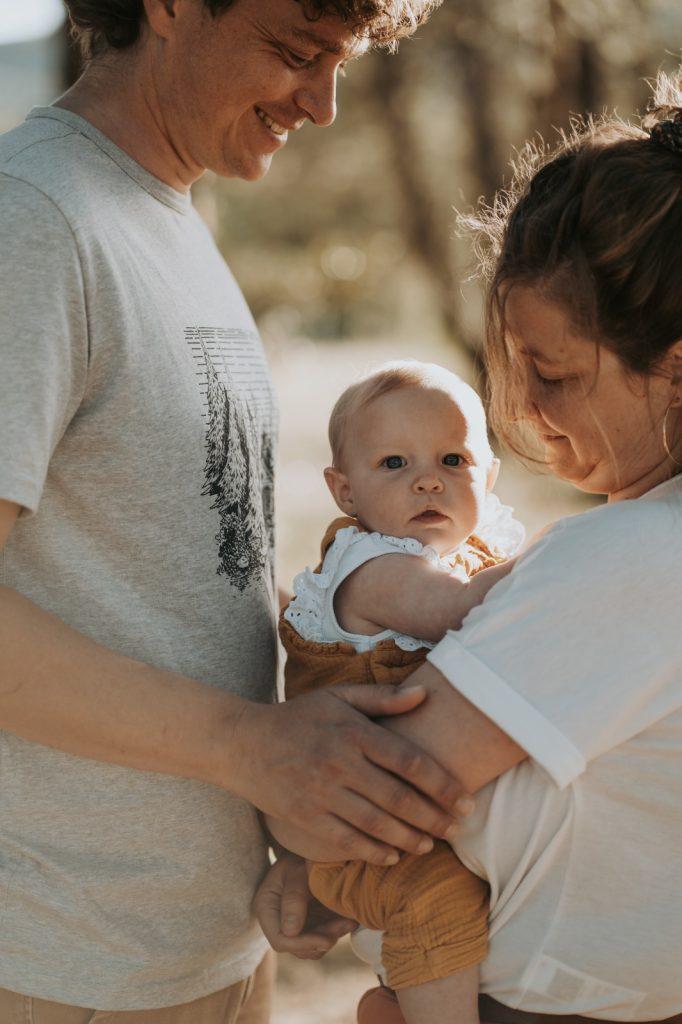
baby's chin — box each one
[360,515,469,556]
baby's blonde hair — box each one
[329,360,492,467]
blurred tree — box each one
[126,0,679,370]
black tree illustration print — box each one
[260,430,276,575]
[201,344,269,591]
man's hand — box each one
[228,683,466,865]
[254,853,356,960]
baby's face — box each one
[332,385,496,555]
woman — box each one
[255,77,682,1023]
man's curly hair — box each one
[65,0,442,60]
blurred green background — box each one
[1,3,680,1018]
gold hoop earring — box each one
[662,403,682,466]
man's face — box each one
[156,0,369,180]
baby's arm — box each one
[335,553,515,643]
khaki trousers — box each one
[0,952,275,1024]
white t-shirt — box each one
[424,475,681,1019]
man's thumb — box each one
[336,683,427,717]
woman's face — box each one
[504,287,680,501]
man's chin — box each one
[213,149,274,182]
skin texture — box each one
[57,0,367,189]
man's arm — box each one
[0,500,466,865]
[336,554,515,642]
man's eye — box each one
[381,456,406,470]
[442,453,462,467]
[282,48,316,68]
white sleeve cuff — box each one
[427,633,586,789]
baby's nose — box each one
[413,475,444,493]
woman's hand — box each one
[254,853,356,959]
[226,683,466,865]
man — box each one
[0,1,454,1020]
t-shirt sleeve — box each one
[427,505,682,788]
[0,174,88,515]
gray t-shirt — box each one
[0,108,278,1010]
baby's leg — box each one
[396,965,479,1024]
[309,841,488,1020]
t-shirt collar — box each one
[27,106,193,215]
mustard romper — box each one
[280,515,507,990]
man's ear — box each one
[487,457,500,492]
[323,466,356,517]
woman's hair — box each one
[65,0,441,59]
[328,360,490,466]
[462,70,682,461]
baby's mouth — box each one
[412,509,448,524]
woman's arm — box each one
[335,553,515,642]
[265,662,526,863]
[384,660,527,792]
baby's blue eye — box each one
[382,455,406,470]
[442,453,462,467]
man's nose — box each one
[294,68,338,127]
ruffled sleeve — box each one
[473,494,526,559]
[283,523,444,647]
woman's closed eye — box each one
[532,364,574,389]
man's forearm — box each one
[0,584,248,790]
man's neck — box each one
[54,56,204,193]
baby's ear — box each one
[486,457,500,492]
[324,466,355,516]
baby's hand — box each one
[253,852,356,960]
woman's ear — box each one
[486,457,501,492]
[668,340,682,404]
[323,467,356,516]
[142,0,178,40]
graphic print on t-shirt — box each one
[186,327,275,591]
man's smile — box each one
[255,106,297,140]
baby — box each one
[279,360,524,1024]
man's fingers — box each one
[313,812,402,866]
[331,786,438,856]
[367,727,465,817]
[332,683,427,718]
